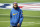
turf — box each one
[0,9,40,27]
[0,0,40,3]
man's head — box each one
[13,2,18,9]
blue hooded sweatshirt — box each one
[10,7,23,26]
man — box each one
[10,2,23,27]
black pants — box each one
[12,26,17,27]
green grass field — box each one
[0,9,40,27]
[0,0,40,3]
[0,0,40,27]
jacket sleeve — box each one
[10,10,12,19]
[19,10,24,24]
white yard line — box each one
[0,21,10,22]
[0,21,40,27]
[0,21,40,24]
[0,21,34,23]
[0,14,40,17]
[0,14,9,15]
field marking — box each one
[0,14,9,15]
[0,21,34,22]
[24,15,40,17]
[0,21,40,26]
[0,21,40,24]
[0,14,40,17]
[0,21,10,22]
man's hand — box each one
[17,23,20,27]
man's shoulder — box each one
[18,8,22,11]
[17,7,22,12]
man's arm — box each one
[17,10,23,27]
[19,10,24,25]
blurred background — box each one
[0,0,40,27]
